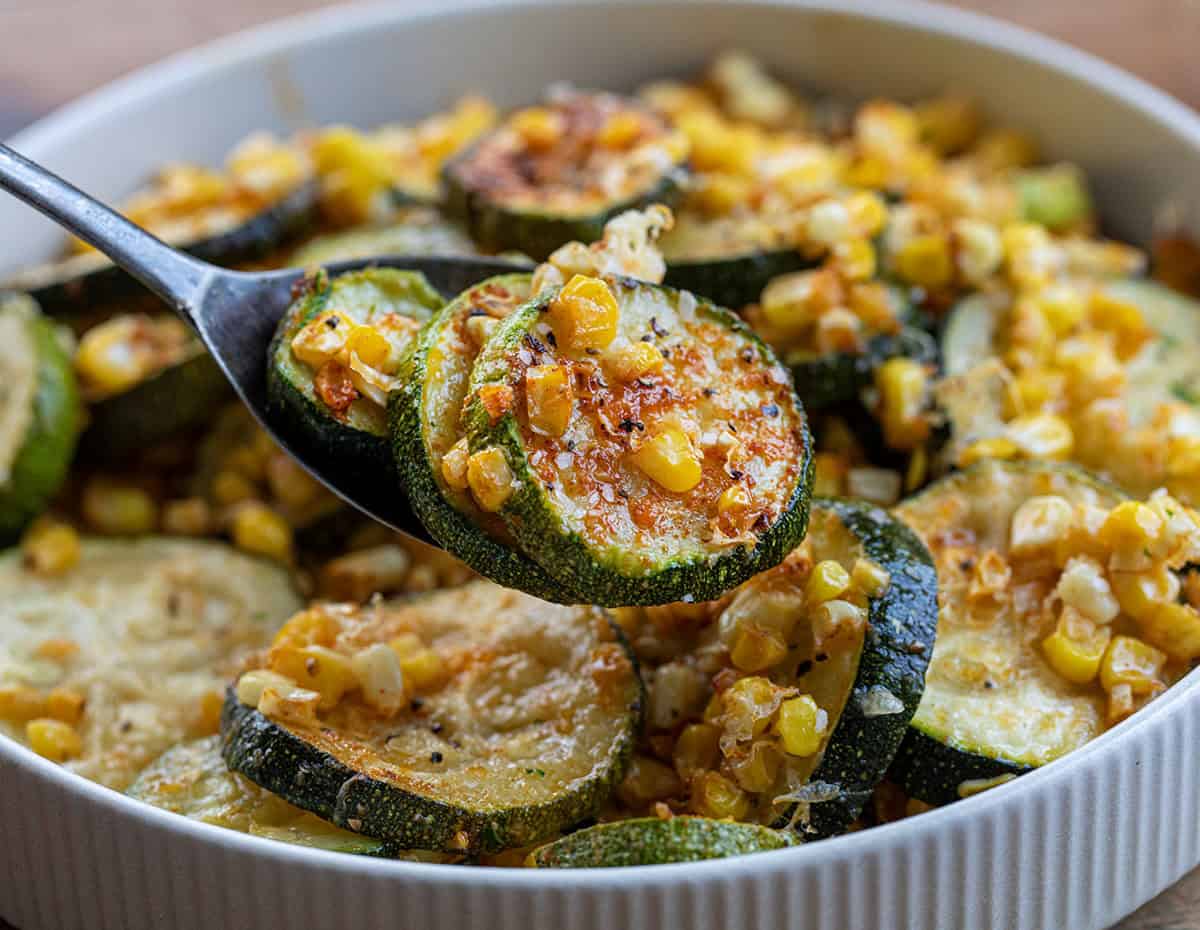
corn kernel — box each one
[729,740,782,793]
[231,503,293,563]
[813,599,867,648]
[1098,502,1163,558]
[34,639,79,663]
[270,645,358,710]
[397,647,447,692]
[211,469,258,506]
[845,191,889,238]
[679,112,760,175]
[730,626,789,673]
[20,521,80,577]
[1107,682,1136,726]
[290,309,355,369]
[194,690,224,736]
[806,199,851,247]
[81,479,158,536]
[510,106,564,150]
[1010,495,1076,557]
[960,436,1019,468]
[0,686,47,724]
[161,498,211,536]
[235,669,298,708]
[1042,618,1110,685]
[524,364,574,437]
[1054,556,1119,623]
[974,128,1038,171]
[894,234,953,289]
[812,452,847,497]
[851,559,891,598]
[1006,414,1074,461]
[26,718,82,762]
[548,275,620,353]
[806,560,851,605]
[1111,566,1180,623]
[916,95,982,155]
[1099,635,1166,695]
[273,609,339,651]
[605,340,664,382]
[312,127,393,224]
[833,238,877,282]
[1089,291,1151,360]
[618,755,683,807]
[631,428,702,493]
[346,325,391,371]
[1137,601,1200,661]
[777,694,825,757]
[875,358,929,452]
[952,218,1004,284]
[466,447,515,512]
[441,437,471,491]
[258,685,321,726]
[596,110,644,149]
[722,676,785,737]
[674,722,721,778]
[44,688,85,726]
[694,173,753,214]
[351,643,407,715]
[74,317,153,396]
[690,771,751,820]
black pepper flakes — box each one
[546,330,557,348]
[324,316,339,329]
[650,316,668,337]
[815,652,829,663]
[431,722,444,734]
[794,659,814,677]
[740,346,755,364]
[410,697,425,712]
[619,418,645,433]
[702,387,716,398]
[524,333,548,354]
[430,751,444,764]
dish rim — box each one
[5,0,1200,887]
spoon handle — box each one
[0,143,213,324]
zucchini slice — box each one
[464,278,813,607]
[289,207,479,266]
[527,816,794,867]
[660,212,814,311]
[0,294,80,542]
[390,274,564,601]
[444,91,686,260]
[222,582,643,854]
[0,537,301,790]
[891,460,1125,805]
[6,180,319,317]
[267,267,443,483]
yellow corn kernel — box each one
[1006,414,1074,460]
[466,447,514,512]
[20,521,80,577]
[833,238,876,282]
[510,106,564,150]
[893,234,953,289]
[952,218,1004,284]
[730,626,789,673]
[777,694,825,757]
[211,469,258,506]
[235,669,298,708]
[1107,682,1136,726]
[34,639,79,663]
[1111,566,1180,623]
[440,437,471,492]
[729,740,782,793]
[1088,291,1151,360]
[905,444,928,493]
[0,686,47,724]
[290,310,355,369]
[44,688,85,726]
[673,722,721,779]
[959,437,1019,468]
[1099,636,1166,695]
[678,113,760,176]
[1137,601,1200,662]
[397,647,446,693]
[715,483,753,536]
[915,95,982,154]
[605,340,664,382]
[270,645,358,710]
[524,364,574,437]
[1037,285,1086,335]
[974,128,1038,171]
[549,275,620,354]
[1054,337,1126,399]
[161,498,211,537]
[631,428,702,493]
[81,479,158,536]
[851,559,891,598]
[596,110,644,149]
[760,269,842,334]
[74,317,152,396]
[842,152,890,190]
[1042,618,1110,685]
[230,503,293,563]
[805,199,851,246]
[618,755,683,807]
[1166,436,1200,480]
[722,676,784,737]
[258,685,321,727]
[265,455,324,512]
[694,173,754,214]
[845,191,889,238]
[26,718,82,762]
[345,325,391,371]
[806,560,851,605]
[1009,495,1076,557]
[273,609,339,651]
[194,690,224,737]
[814,308,863,355]
[1097,502,1163,557]
[1004,371,1063,418]
[351,643,408,715]
[812,452,847,497]
[1002,222,1057,289]
[875,358,929,452]
[702,692,724,724]
[690,771,751,820]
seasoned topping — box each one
[547,274,621,354]
[75,314,193,400]
[525,364,574,437]
[467,448,515,513]
[631,428,703,493]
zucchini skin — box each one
[78,346,231,462]
[267,268,442,486]
[0,302,81,543]
[220,611,644,855]
[664,249,815,312]
[390,274,566,603]
[443,164,682,262]
[527,817,795,867]
[465,283,815,607]
[783,499,939,838]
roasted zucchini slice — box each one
[464,277,813,606]
[289,207,479,266]
[0,294,80,542]
[222,582,643,854]
[891,460,1126,805]
[390,274,564,601]
[0,538,301,790]
[267,268,443,482]
[444,91,686,260]
[6,180,319,317]
[527,816,794,867]
[660,212,814,311]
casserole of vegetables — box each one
[6,49,1200,872]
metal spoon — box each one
[0,143,531,538]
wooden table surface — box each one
[0,1,1197,927]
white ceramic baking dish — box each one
[3,2,1200,928]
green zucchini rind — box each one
[267,267,443,484]
[289,207,479,267]
[390,274,565,602]
[891,460,1125,805]
[443,92,685,260]
[527,816,794,867]
[221,582,644,855]
[7,180,320,317]
[0,294,80,542]
[729,500,937,838]
[464,279,814,607]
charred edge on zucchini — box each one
[464,278,814,607]
[390,274,566,602]
[527,816,795,867]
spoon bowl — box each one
[0,142,532,538]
